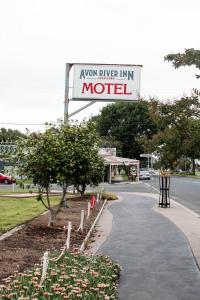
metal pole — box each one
[150,154,153,193]
[64,63,70,123]
[136,162,140,182]
[68,101,96,118]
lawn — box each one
[172,172,200,179]
[0,185,38,194]
[0,196,60,234]
[121,174,128,181]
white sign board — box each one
[99,148,117,156]
[140,154,152,158]
[72,64,141,101]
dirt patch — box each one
[0,198,101,283]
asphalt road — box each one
[103,176,200,215]
[149,176,200,214]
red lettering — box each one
[124,84,132,95]
[82,83,93,94]
[81,82,132,96]
[114,84,123,94]
[104,83,113,94]
[94,83,105,94]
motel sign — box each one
[72,64,142,101]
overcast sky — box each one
[0,0,199,133]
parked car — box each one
[139,169,151,180]
[0,173,16,184]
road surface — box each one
[103,176,200,214]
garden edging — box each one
[79,199,107,252]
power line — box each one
[0,122,45,126]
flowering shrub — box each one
[0,252,120,299]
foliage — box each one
[140,95,200,173]
[0,128,25,165]
[0,128,26,142]
[16,128,59,224]
[99,136,123,156]
[57,121,105,197]
[85,191,118,201]
[92,101,158,159]
[0,252,121,299]
[156,49,200,172]
[165,48,200,78]
[102,191,118,201]
[15,121,104,220]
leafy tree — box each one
[163,48,200,173]
[16,121,105,224]
[182,119,200,173]
[142,96,200,173]
[16,128,59,226]
[165,48,200,78]
[55,121,104,198]
[93,101,158,159]
[0,128,25,142]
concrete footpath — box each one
[93,193,200,300]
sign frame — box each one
[64,62,142,122]
[71,63,142,102]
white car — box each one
[139,169,151,180]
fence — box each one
[39,188,105,284]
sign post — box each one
[64,63,71,123]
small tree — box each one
[16,128,59,226]
[16,120,105,224]
[57,121,104,198]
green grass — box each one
[121,174,128,181]
[0,187,38,195]
[0,196,60,234]
[172,172,200,179]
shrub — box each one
[102,191,118,201]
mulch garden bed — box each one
[0,197,101,284]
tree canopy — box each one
[0,128,26,142]
[165,48,200,78]
[140,95,200,173]
[16,121,104,225]
[92,101,158,160]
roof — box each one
[101,155,139,166]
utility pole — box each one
[61,64,71,208]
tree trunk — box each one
[192,158,196,175]
[80,184,86,197]
[47,209,57,227]
[48,210,53,227]
[60,186,68,208]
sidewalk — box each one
[93,193,200,300]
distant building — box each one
[99,148,140,183]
